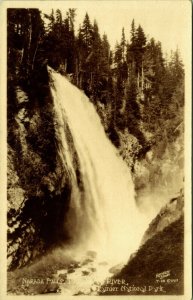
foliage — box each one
[118,129,142,169]
[7,9,184,162]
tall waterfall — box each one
[48,67,148,264]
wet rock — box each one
[42,284,59,294]
[72,262,81,268]
[82,270,90,276]
[17,108,29,123]
[24,255,29,263]
[90,285,98,292]
[58,273,67,281]
[90,267,96,272]
[82,258,93,265]
[74,291,85,295]
[109,263,123,274]
[15,86,29,104]
[7,256,13,267]
[68,268,75,274]
[7,147,25,212]
[69,263,74,268]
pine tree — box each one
[66,8,76,31]
[80,13,93,52]
[87,20,102,99]
[44,9,55,32]
[100,33,110,73]
[127,20,137,75]
[91,20,101,70]
[130,19,136,48]
[120,27,126,63]
[55,9,62,25]
[136,25,146,49]
[114,42,122,66]
[168,49,184,87]
[62,10,76,73]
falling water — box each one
[48,66,148,264]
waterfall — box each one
[48,66,148,264]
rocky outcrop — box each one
[141,190,184,245]
[100,216,184,295]
[7,141,46,269]
[99,191,184,296]
[7,84,71,270]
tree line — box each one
[7,8,184,164]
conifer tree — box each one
[136,25,146,49]
[100,33,111,74]
[55,9,62,25]
[121,27,127,63]
[130,19,136,47]
[80,13,93,53]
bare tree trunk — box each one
[27,10,32,76]
[141,60,144,91]
[80,72,83,89]
[75,58,79,86]
[31,39,39,71]
[21,9,32,79]
[64,59,67,73]
[137,69,140,90]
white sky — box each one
[40,0,191,64]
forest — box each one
[8,8,184,167]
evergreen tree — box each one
[7,9,45,83]
[130,19,136,47]
[120,27,127,62]
[80,13,93,52]
[44,9,55,32]
[55,9,62,25]
[136,25,146,49]
[100,33,111,74]
[90,20,101,70]
[66,8,76,31]
[114,42,122,66]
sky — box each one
[40,0,191,64]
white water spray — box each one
[48,67,148,264]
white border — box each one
[0,1,192,300]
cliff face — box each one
[132,127,184,219]
[100,216,184,295]
[99,191,184,296]
[141,190,184,245]
[7,81,73,270]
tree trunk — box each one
[141,60,144,91]
[31,39,39,71]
